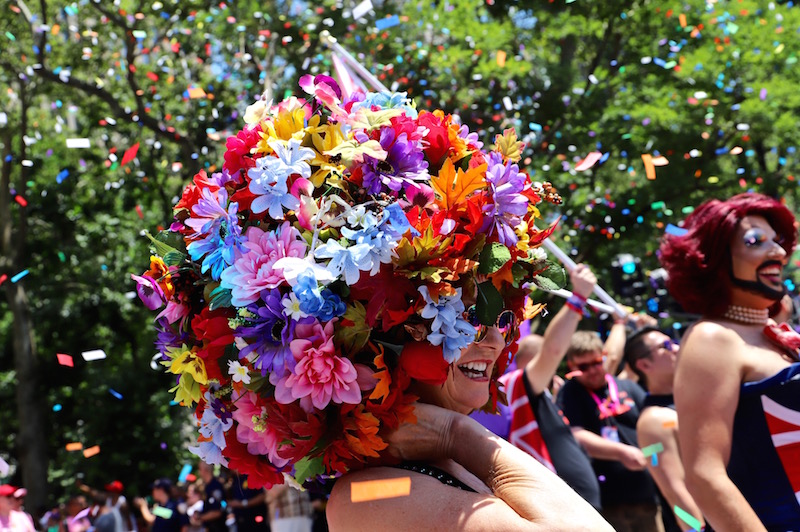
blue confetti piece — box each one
[56,169,69,184]
[665,224,688,237]
[178,464,193,483]
[109,389,123,400]
[53,404,62,412]
[651,454,658,466]
[10,270,29,283]
[375,15,400,30]
[714,147,729,155]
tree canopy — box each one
[2,0,800,506]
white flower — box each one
[227,360,251,384]
[282,292,309,321]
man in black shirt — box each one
[194,462,227,532]
[134,478,189,532]
[557,331,661,532]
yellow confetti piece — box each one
[496,50,507,67]
[351,477,411,502]
[707,176,719,184]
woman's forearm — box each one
[686,471,765,532]
[449,415,610,529]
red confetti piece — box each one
[0,274,7,286]
[14,196,27,207]
[146,72,159,82]
[57,353,74,367]
[135,205,144,219]
[121,142,140,166]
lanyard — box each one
[589,374,627,420]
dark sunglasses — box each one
[574,357,605,372]
[463,306,518,346]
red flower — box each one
[398,341,449,385]
[418,111,450,166]
[222,431,285,489]
[191,307,235,382]
[223,126,261,175]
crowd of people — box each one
[4,193,800,531]
[0,462,326,532]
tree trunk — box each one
[0,77,49,513]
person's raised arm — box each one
[603,319,629,376]
[676,322,766,532]
[525,264,596,395]
[637,408,704,531]
[327,403,612,531]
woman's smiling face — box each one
[729,215,788,305]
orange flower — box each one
[146,255,174,299]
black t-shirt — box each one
[203,478,228,532]
[557,376,657,507]
[521,371,602,509]
[151,499,189,532]
[229,475,267,532]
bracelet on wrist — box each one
[571,292,588,303]
[565,301,584,315]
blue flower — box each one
[418,286,475,363]
[248,138,315,219]
[382,202,419,237]
[188,395,233,467]
[352,91,418,117]
[293,269,325,316]
[185,187,244,280]
[315,289,347,322]
[341,224,397,276]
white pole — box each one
[542,288,619,315]
[321,31,389,92]
[541,238,627,318]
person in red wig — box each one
[659,192,800,531]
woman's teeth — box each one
[458,361,488,379]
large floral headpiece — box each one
[134,74,562,488]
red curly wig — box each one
[659,193,796,317]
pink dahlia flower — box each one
[231,391,290,468]
[275,319,361,411]
[220,222,308,307]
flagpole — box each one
[540,288,618,315]
[320,30,389,92]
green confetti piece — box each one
[663,61,677,69]
[650,201,665,210]
[132,30,147,39]
[681,206,694,214]
[58,251,66,262]
[5,32,15,41]
[641,442,664,457]
[152,506,173,519]
[621,133,632,139]
[673,505,702,531]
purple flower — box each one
[131,274,165,310]
[361,128,428,194]
[154,317,188,357]
[483,152,530,245]
[236,290,301,376]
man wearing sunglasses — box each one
[495,264,602,509]
[628,328,705,531]
[558,331,661,531]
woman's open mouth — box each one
[758,263,783,286]
[457,361,490,381]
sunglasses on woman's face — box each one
[463,306,518,346]
[574,357,605,373]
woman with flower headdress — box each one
[660,193,800,531]
[134,74,610,531]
